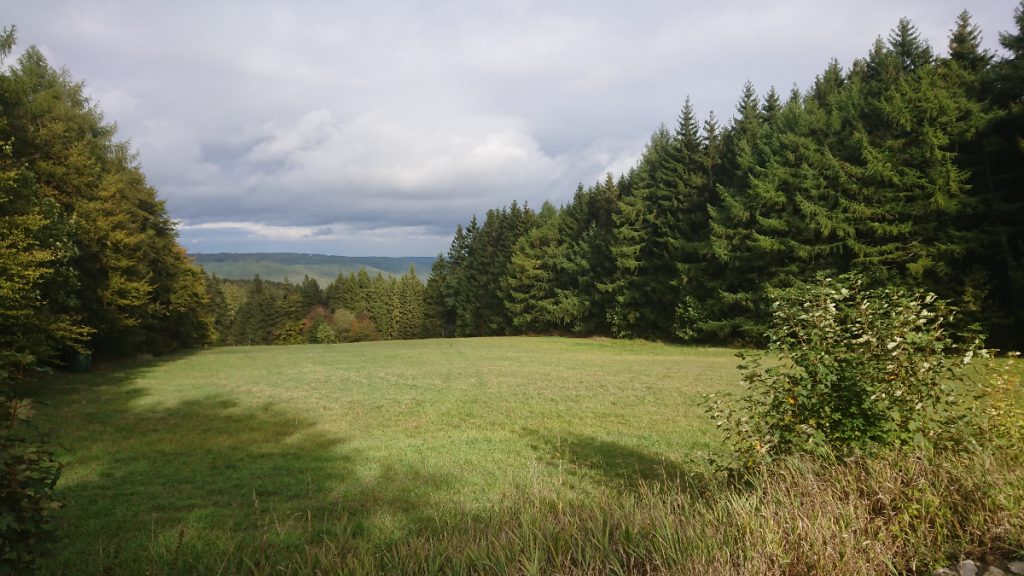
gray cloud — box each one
[4,0,1019,256]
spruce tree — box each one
[841,18,976,300]
[503,202,570,332]
[395,266,425,339]
[423,255,454,337]
[231,276,276,345]
[299,275,324,310]
[608,125,686,339]
[703,82,772,343]
[967,1,1024,345]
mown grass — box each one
[25,337,1024,574]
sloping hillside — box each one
[191,253,435,284]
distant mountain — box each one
[190,253,436,285]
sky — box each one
[4,1,1020,256]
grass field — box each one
[31,337,741,574]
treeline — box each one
[0,27,212,375]
[206,268,427,346]
[424,9,1024,348]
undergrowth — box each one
[129,446,1023,575]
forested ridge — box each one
[192,253,434,284]
[424,10,1024,348]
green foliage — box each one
[206,265,427,346]
[0,394,61,573]
[298,275,324,310]
[707,274,1019,469]
[424,8,1024,349]
[503,202,581,333]
[0,30,211,361]
[422,255,453,337]
[309,317,338,344]
[393,266,425,339]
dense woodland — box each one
[3,7,1024,375]
[210,269,426,346]
[425,11,1024,348]
[0,30,212,375]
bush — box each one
[706,273,1020,468]
[0,393,61,573]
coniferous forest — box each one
[4,8,1024,369]
[425,11,1024,349]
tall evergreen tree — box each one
[203,273,231,344]
[503,202,573,333]
[840,18,977,300]
[967,1,1024,345]
[395,266,425,339]
[608,124,689,339]
[949,10,993,74]
[423,255,454,337]
[562,175,621,335]
[703,82,772,343]
[457,205,534,336]
[671,104,720,340]
[230,276,277,345]
[299,275,324,310]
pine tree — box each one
[703,82,772,343]
[299,275,324,310]
[503,202,572,332]
[608,124,689,339]
[840,18,976,298]
[457,205,534,336]
[423,255,453,337]
[203,273,231,344]
[367,273,396,339]
[563,175,620,335]
[949,10,993,74]
[671,103,720,340]
[231,276,276,345]
[888,17,934,72]
[395,266,425,339]
[353,269,372,314]
[452,218,477,336]
[966,1,1024,345]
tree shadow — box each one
[525,431,714,496]
[25,353,454,575]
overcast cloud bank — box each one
[5,0,1018,255]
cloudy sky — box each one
[5,1,1019,256]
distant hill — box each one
[190,253,436,285]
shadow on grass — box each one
[26,353,454,575]
[526,431,714,495]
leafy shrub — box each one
[344,313,382,343]
[706,273,1019,468]
[0,393,61,573]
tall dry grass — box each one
[187,446,1023,575]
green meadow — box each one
[33,337,741,574]
[27,337,1024,574]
